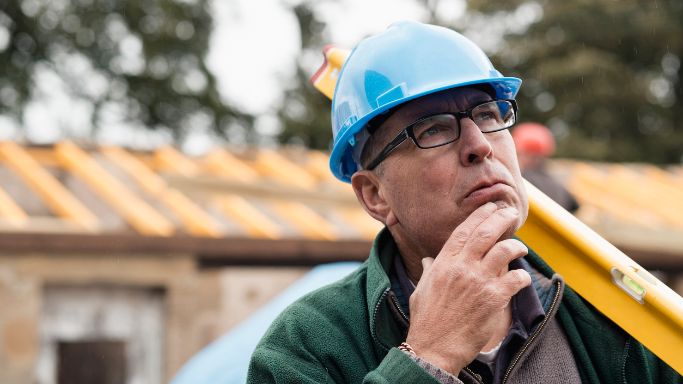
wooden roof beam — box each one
[101,146,223,237]
[54,141,174,236]
[166,175,359,207]
[167,173,379,238]
[299,150,381,239]
[252,149,319,190]
[161,147,282,239]
[303,150,337,183]
[214,195,283,239]
[252,149,376,239]
[0,141,98,231]
[203,149,261,183]
[570,164,683,229]
[154,145,202,177]
[0,185,28,228]
[203,149,339,240]
[608,165,683,229]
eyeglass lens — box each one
[412,100,515,148]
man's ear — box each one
[351,170,393,225]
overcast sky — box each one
[208,0,434,114]
[0,0,467,153]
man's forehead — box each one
[403,87,491,115]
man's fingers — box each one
[441,202,498,255]
[421,257,435,275]
[482,239,528,275]
[461,207,519,261]
[498,269,532,297]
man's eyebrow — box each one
[465,95,493,106]
[413,97,493,118]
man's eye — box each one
[420,126,439,137]
[416,124,450,139]
[474,111,497,121]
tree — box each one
[466,0,683,163]
[276,2,333,150]
[0,0,250,140]
[277,0,682,164]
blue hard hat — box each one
[329,21,522,182]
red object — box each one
[512,122,556,156]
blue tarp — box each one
[171,262,362,384]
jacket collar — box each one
[366,228,405,352]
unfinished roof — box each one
[0,141,380,240]
[0,141,681,265]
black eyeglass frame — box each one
[364,99,518,170]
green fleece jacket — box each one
[247,230,682,383]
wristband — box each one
[398,342,417,356]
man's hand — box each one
[405,202,531,375]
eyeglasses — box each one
[364,99,518,170]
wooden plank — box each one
[0,232,372,266]
[54,141,173,236]
[204,149,339,240]
[643,166,683,201]
[0,185,28,227]
[608,165,683,229]
[203,149,260,182]
[166,174,379,239]
[335,209,383,240]
[252,149,359,240]
[159,147,282,239]
[26,147,61,167]
[0,141,99,231]
[101,146,223,237]
[0,217,87,233]
[214,195,283,239]
[154,146,202,176]
[568,171,662,229]
[302,150,337,182]
[569,164,675,229]
[299,150,380,240]
[165,175,359,207]
[268,201,338,241]
[252,149,318,189]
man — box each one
[248,21,680,383]
[512,122,579,213]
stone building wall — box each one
[0,251,308,384]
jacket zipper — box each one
[501,280,563,384]
[371,289,392,351]
[464,367,485,384]
[388,291,410,324]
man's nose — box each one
[458,118,494,165]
